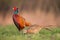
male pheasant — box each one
[13,7,31,31]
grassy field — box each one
[0,25,60,40]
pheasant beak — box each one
[12,8,14,10]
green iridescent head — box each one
[13,7,18,14]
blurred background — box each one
[0,0,60,40]
[0,0,60,26]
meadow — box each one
[0,25,60,40]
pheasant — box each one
[13,6,31,31]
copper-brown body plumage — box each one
[13,7,31,31]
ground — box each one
[0,25,60,40]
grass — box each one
[0,25,60,40]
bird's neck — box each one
[14,9,18,14]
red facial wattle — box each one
[13,7,17,11]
